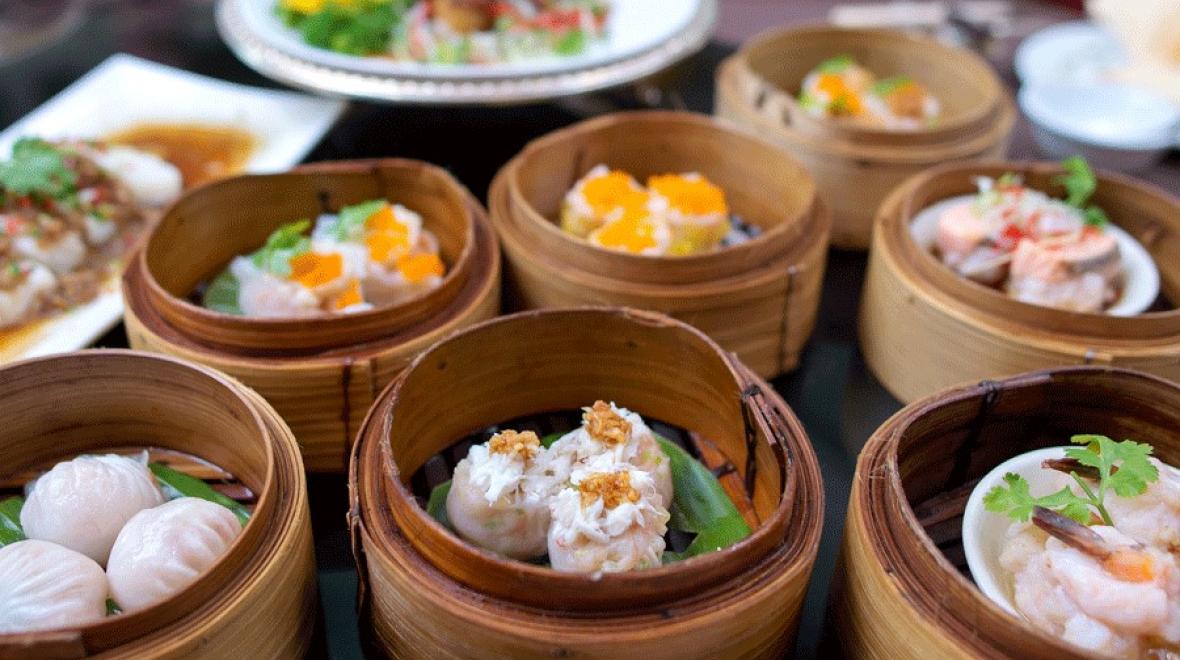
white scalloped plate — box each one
[0,53,345,364]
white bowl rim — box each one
[1018,83,1180,152]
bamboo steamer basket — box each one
[123,159,501,472]
[834,366,1180,658]
[349,308,824,659]
[489,111,830,379]
[860,161,1180,404]
[714,27,1015,249]
[0,350,315,659]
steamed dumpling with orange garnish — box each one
[586,203,672,256]
[799,54,940,129]
[647,173,729,256]
[445,430,559,559]
[201,198,446,317]
[560,165,650,239]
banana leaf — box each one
[150,463,251,526]
[425,480,452,530]
[0,496,24,547]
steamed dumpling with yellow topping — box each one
[647,173,730,256]
[547,467,670,574]
[586,203,672,256]
[446,430,559,559]
[560,165,649,238]
[548,401,673,508]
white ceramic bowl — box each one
[911,195,1161,316]
[1019,82,1180,171]
[961,446,1072,616]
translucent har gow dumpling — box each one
[21,453,164,565]
[548,467,670,574]
[106,497,242,614]
[548,401,674,508]
[0,539,109,633]
[445,430,557,559]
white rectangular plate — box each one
[0,53,345,363]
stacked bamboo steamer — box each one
[715,26,1016,249]
[861,161,1180,404]
[0,350,315,658]
[349,308,823,659]
[836,366,1180,658]
[123,159,500,472]
[488,111,830,379]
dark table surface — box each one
[1,1,1177,658]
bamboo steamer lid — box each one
[860,161,1180,404]
[835,366,1180,658]
[489,111,830,379]
[714,27,1016,250]
[0,350,315,659]
[123,159,501,472]
[349,308,824,659]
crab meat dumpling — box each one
[446,430,556,559]
[548,401,673,508]
[0,540,109,633]
[561,165,648,238]
[21,453,164,566]
[548,467,670,574]
[647,173,729,255]
[106,497,242,614]
[799,54,875,119]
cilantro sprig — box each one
[0,138,77,200]
[1056,156,1109,228]
[984,435,1159,526]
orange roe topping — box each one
[396,252,445,283]
[815,73,863,115]
[581,170,645,216]
[647,174,728,217]
[583,400,631,446]
[488,430,540,461]
[592,206,661,254]
[579,471,641,509]
[288,252,343,288]
[332,278,364,310]
[364,205,412,263]
[1104,549,1156,583]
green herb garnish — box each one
[0,496,25,547]
[287,1,404,56]
[250,219,312,277]
[331,198,386,242]
[106,599,122,616]
[0,138,77,200]
[553,29,586,56]
[1056,156,1108,228]
[984,435,1159,526]
[202,270,242,315]
[150,463,251,526]
[870,76,913,96]
[816,54,854,74]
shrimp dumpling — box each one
[21,453,164,566]
[0,540,108,633]
[548,467,670,574]
[106,497,242,614]
[548,401,674,508]
[445,430,555,559]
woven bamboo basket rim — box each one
[352,307,809,611]
[139,159,477,355]
[0,349,298,655]
[734,24,1004,147]
[850,366,1180,658]
[347,353,824,647]
[491,167,825,299]
[124,193,500,368]
[880,160,1180,346]
[502,110,818,284]
[714,54,1018,165]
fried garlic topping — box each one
[579,471,641,509]
[487,430,540,461]
[583,400,631,446]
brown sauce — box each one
[106,123,256,188]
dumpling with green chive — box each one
[106,497,241,613]
[21,453,163,566]
[0,539,109,633]
[446,430,556,559]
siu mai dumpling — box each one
[548,467,670,574]
[445,430,556,559]
[106,497,242,613]
[21,453,164,565]
[548,401,674,508]
[0,540,109,634]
